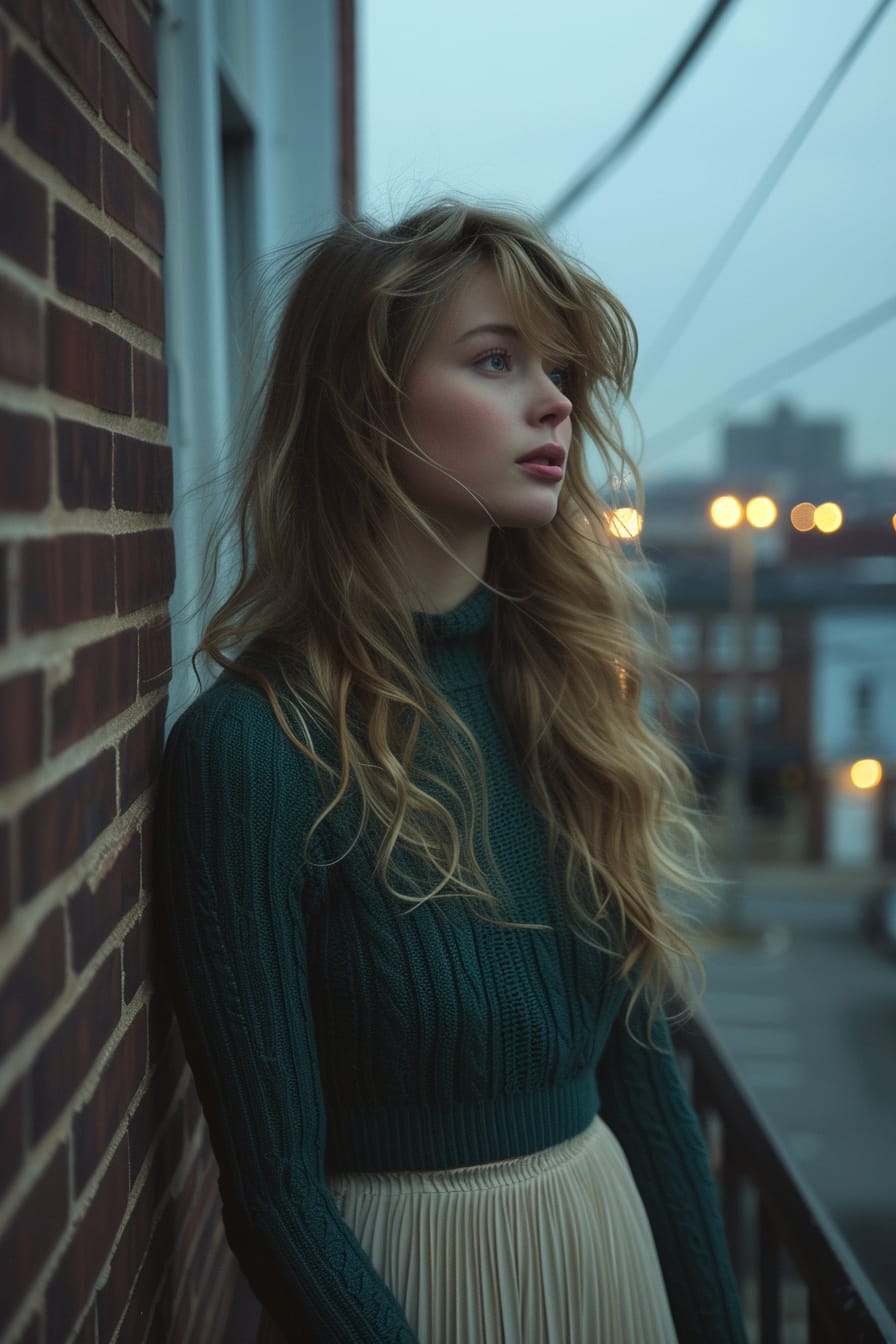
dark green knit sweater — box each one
[156,586,746,1343]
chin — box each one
[497,498,560,530]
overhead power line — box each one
[637,0,895,391]
[542,0,740,227]
[646,294,896,457]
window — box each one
[708,686,736,733]
[752,617,779,669]
[751,682,779,727]
[667,617,700,669]
[708,617,739,670]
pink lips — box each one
[516,444,566,482]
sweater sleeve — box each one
[155,683,419,1343]
[596,994,748,1344]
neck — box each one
[394,521,492,614]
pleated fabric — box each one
[257,1113,678,1343]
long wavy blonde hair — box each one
[201,199,707,1017]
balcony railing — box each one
[672,1008,896,1343]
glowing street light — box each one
[850,758,883,790]
[709,495,743,529]
[813,502,843,534]
[607,507,643,540]
[790,502,816,532]
[745,495,777,529]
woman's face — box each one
[395,264,573,545]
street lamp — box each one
[850,758,883,790]
[607,506,644,540]
[708,494,777,928]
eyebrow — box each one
[453,323,520,344]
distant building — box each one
[640,402,896,865]
[723,400,847,503]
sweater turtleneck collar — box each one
[414,585,494,693]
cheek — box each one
[410,386,506,461]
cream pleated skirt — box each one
[257,1112,678,1343]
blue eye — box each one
[548,366,569,389]
[479,348,511,373]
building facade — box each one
[0,2,354,1340]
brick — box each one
[19,749,117,902]
[0,1081,25,1202]
[114,435,171,512]
[57,419,114,510]
[96,1145,156,1336]
[0,818,11,924]
[20,533,116,632]
[129,87,160,173]
[147,983,173,1066]
[47,304,132,414]
[119,1249,171,1344]
[0,151,48,275]
[128,1078,185,1205]
[31,950,121,1142]
[143,1262,175,1344]
[41,0,101,110]
[0,906,65,1052]
[0,1142,69,1335]
[0,273,42,385]
[89,0,128,51]
[111,240,164,337]
[119,699,166,811]
[102,141,163,254]
[125,3,157,93]
[123,904,152,1002]
[11,1317,41,1344]
[0,22,10,127]
[132,348,167,423]
[73,1006,147,1194]
[138,619,172,693]
[45,1139,129,1343]
[0,545,6,646]
[2,0,41,39]
[115,528,175,614]
[0,669,44,785]
[72,1305,97,1344]
[55,203,112,309]
[139,809,154,893]
[51,627,138,754]
[12,49,101,205]
[134,1054,185,1181]
[0,409,51,510]
[99,43,128,140]
[69,832,140,973]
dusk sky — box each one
[359,0,895,486]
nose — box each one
[529,371,572,429]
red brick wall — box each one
[0,3,236,1341]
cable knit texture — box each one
[156,586,747,1343]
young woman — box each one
[156,200,747,1343]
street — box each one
[697,871,896,1320]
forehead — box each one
[438,259,574,364]
[429,264,513,340]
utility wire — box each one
[646,294,896,456]
[542,0,740,227]
[637,0,894,391]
